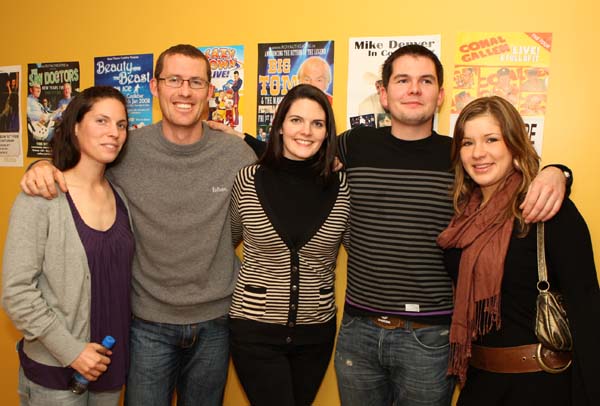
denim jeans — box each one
[124,315,229,406]
[334,313,454,406]
[18,368,122,406]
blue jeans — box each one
[18,368,121,406]
[334,313,454,406]
[124,315,229,406]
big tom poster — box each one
[257,41,334,140]
[450,32,552,155]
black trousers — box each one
[458,366,571,406]
[229,318,336,406]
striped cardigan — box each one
[229,164,350,326]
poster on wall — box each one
[94,53,153,129]
[450,32,552,155]
[198,45,244,132]
[26,61,80,157]
[0,65,22,167]
[257,40,334,139]
[347,35,441,130]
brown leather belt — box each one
[369,316,431,330]
[470,344,572,374]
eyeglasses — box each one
[157,76,210,89]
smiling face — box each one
[75,97,128,166]
[30,84,41,98]
[459,114,514,203]
[298,58,331,92]
[281,98,327,161]
[379,55,444,133]
[150,53,211,142]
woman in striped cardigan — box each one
[228,84,350,406]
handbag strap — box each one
[537,222,550,291]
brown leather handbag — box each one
[534,222,573,372]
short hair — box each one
[154,44,211,81]
[381,44,444,89]
[298,57,332,86]
[259,84,337,183]
[234,70,239,75]
[51,86,129,171]
[451,96,539,234]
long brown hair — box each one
[451,96,540,234]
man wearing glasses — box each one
[19,44,256,406]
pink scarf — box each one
[437,172,522,385]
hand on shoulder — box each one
[20,160,67,200]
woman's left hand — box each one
[69,343,112,381]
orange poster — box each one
[450,32,552,155]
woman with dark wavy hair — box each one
[3,86,134,406]
[228,84,350,406]
[438,96,600,406]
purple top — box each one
[20,186,134,391]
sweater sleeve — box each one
[243,133,266,158]
[339,172,351,250]
[230,170,244,247]
[2,194,86,367]
[337,130,351,167]
[545,199,600,406]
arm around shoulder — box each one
[20,159,67,199]
[521,165,571,223]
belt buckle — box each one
[376,316,392,327]
[376,316,405,329]
[535,343,571,374]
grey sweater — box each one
[2,187,130,367]
[108,121,256,324]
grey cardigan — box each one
[2,186,131,368]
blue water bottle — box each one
[69,335,115,394]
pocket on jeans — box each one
[340,312,358,329]
[241,285,267,316]
[412,325,450,350]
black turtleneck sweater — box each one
[229,156,351,342]
[258,157,338,248]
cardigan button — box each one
[285,336,292,343]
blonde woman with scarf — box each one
[438,96,599,406]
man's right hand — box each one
[20,160,67,199]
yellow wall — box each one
[1,0,598,404]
